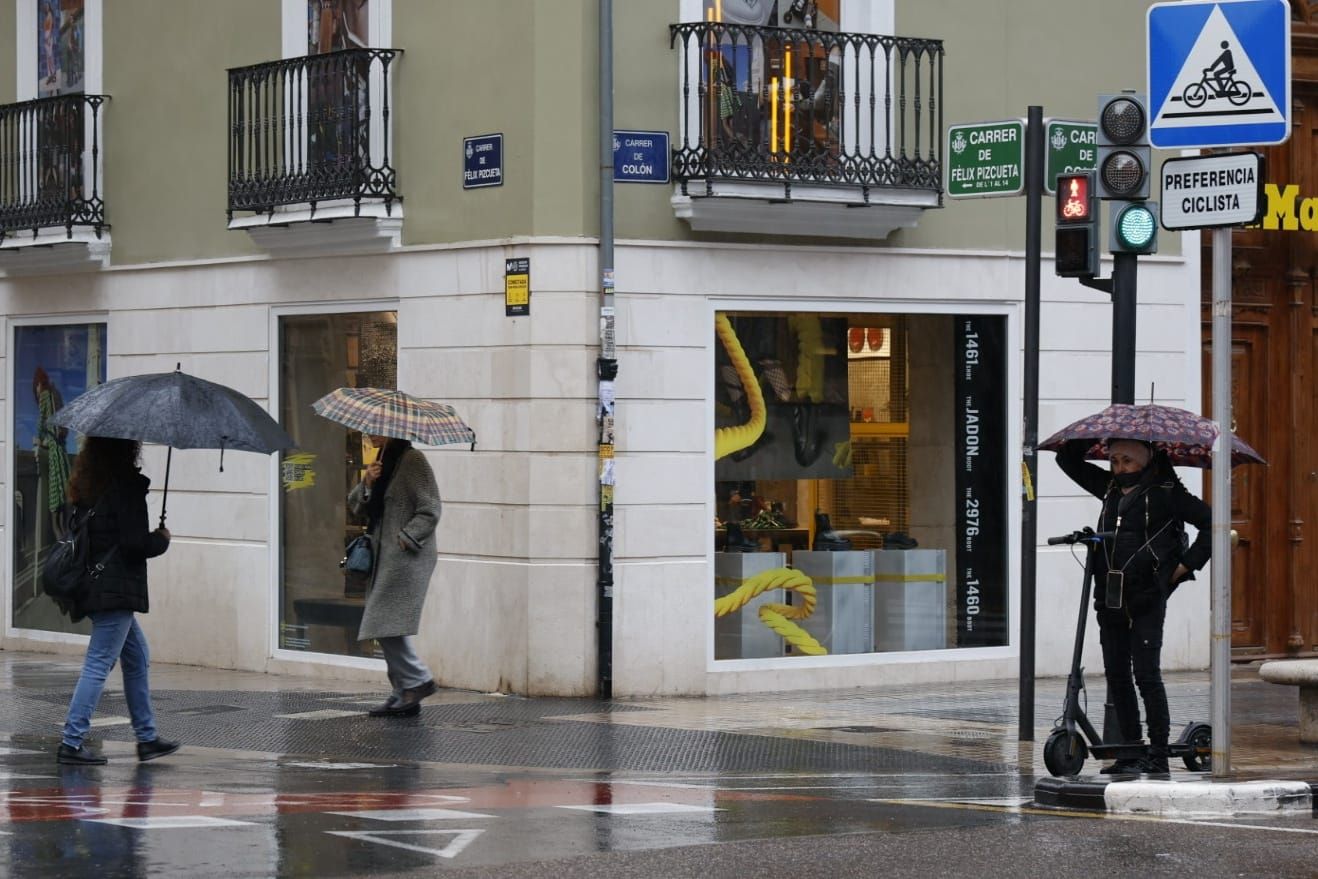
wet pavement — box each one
[1,651,1315,877]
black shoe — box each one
[791,404,824,467]
[396,679,437,711]
[136,738,180,763]
[883,531,919,550]
[1100,757,1144,775]
[723,522,759,553]
[1141,747,1170,776]
[57,744,107,765]
[368,694,404,717]
[812,511,853,551]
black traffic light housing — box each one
[1055,171,1100,277]
[1108,201,1160,255]
[1096,93,1151,201]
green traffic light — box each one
[1116,204,1157,250]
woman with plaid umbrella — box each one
[314,389,474,717]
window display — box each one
[278,311,396,658]
[713,310,1007,660]
[10,322,105,635]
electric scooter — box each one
[1042,527,1213,777]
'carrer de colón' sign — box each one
[1159,152,1264,230]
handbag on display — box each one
[340,533,374,574]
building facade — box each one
[0,0,1211,696]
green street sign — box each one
[946,120,1025,198]
[1045,119,1097,195]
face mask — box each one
[1114,470,1144,488]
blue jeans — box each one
[62,610,158,749]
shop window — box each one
[713,310,1008,659]
[277,310,396,658]
[9,321,106,635]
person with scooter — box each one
[1056,438,1212,775]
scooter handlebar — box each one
[1046,528,1115,546]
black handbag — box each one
[340,533,374,574]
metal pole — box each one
[595,0,616,699]
[1210,226,1232,776]
[1019,105,1043,741]
[1111,252,1137,405]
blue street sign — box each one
[463,133,503,189]
[612,130,669,184]
[1147,0,1290,149]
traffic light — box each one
[1096,93,1150,200]
[1055,172,1099,277]
[1109,201,1159,255]
[1096,93,1157,254]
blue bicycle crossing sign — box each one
[1147,0,1290,149]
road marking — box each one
[557,802,722,816]
[284,762,396,770]
[274,709,360,720]
[328,829,483,859]
[329,808,494,821]
[1171,818,1318,836]
[85,816,254,829]
[0,747,42,755]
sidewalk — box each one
[0,650,1313,819]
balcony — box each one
[669,22,943,239]
[0,93,109,273]
[227,49,402,255]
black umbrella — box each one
[49,366,294,526]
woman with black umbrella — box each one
[1057,438,1212,775]
[55,437,179,765]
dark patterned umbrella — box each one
[49,367,295,525]
[1039,403,1265,468]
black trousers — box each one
[1097,598,1169,747]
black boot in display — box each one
[724,522,760,553]
[812,512,853,551]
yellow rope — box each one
[788,314,826,403]
[714,567,828,656]
[714,314,767,460]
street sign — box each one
[463,133,503,189]
[1160,152,1264,230]
[1044,120,1096,195]
[1147,0,1290,148]
[946,120,1025,198]
[612,130,669,184]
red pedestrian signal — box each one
[1055,171,1099,277]
[1057,173,1092,223]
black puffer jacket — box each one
[1057,440,1212,613]
[65,473,170,622]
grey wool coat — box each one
[347,447,441,641]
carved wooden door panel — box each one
[1201,324,1269,651]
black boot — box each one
[1142,743,1170,776]
[1100,757,1144,775]
[723,522,760,553]
[812,512,852,551]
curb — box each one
[1035,776,1318,818]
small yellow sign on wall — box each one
[505,257,530,316]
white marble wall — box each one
[0,232,1209,696]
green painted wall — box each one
[0,3,14,104]
[104,0,277,265]
[893,0,1178,255]
[395,0,596,244]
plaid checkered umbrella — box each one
[1040,403,1264,468]
[312,388,476,450]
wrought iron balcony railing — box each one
[669,22,942,199]
[0,93,107,243]
[228,48,400,220]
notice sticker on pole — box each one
[505,258,530,316]
[1160,152,1265,230]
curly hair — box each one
[67,436,142,505]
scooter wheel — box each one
[1181,722,1212,773]
[1043,729,1088,776]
